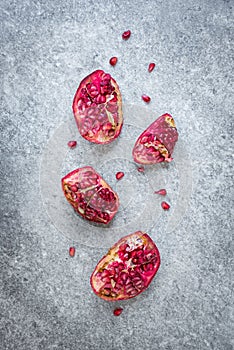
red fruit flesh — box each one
[142,94,151,103]
[90,231,160,301]
[109,57,118,66]
[61,166,119,224]
[113,307,123,316]
[132,113,178,164]
[72,70,123,144]
[148,63,155,72]
[122,30,131,40]
[116,171,124,180]
[161,201,170,210]
[155,189,167,196]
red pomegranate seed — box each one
[69,247,76,257]
[148,63,155,72]
[67,140,77,148]
[141,94,151,103]
[116,171,124,180]
[137,167,145,172]
[113,307,123,316]
[122,30,131,40]
[155,189,167,196]
[161,201,170,210]
[109,57,118,66]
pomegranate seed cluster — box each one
[62,167,119,224]
[132,114,178,164]
[90,232,160,301]
[73,70,123,145]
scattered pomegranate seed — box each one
[137,167,145,172]
[116,171,124,180]
[113,307,123,316]
[67,140,77,148]
[141,94,151,103]
[69,247,76,257]
[122,30,131,40]
[155,189,167,196]
[109,56,118,66]
[161,201,170,210]
[148,63,156,72]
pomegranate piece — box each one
[109,57,118,66]
[69,246,76,257]
[148,63,155,72]
[122,30,131,40]
[155,189,167,196]
[113,307,123,316]
[72,70,123,144]
[116,171,124,180]
[90,231,160,301]
[62,166,119,224]
[67,140,77,148]
[141,94,151,103]
[132,113,178,164]
[161,201,170,210]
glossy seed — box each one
[137,167,145,173]
[67,140,77,148]
[161,201,170,210]
[69,246,76,257]
[122,30,131,40]
[109,57,118,66]
[155,189,167,196]
[113,307,123,316]
[116,171,124,180]
[148,63,155,72]
[70,185,78,192]
[141,94,151,103]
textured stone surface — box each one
[0,0,233,349]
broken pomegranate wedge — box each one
[90,231,160,301]
[132,113,178,164]
[61,166,119,224]
[72,70,123,144]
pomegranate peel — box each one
[72,70,123,144]
[132,113,178,164]
[90,231,160,301]
[62,166,119,224]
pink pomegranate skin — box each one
[132,113,178,164]
[61,166,119,224]
[90,231,160,301]
[72,70,123,144]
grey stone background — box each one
[0,0,233,349]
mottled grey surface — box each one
[1,0,233,349]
